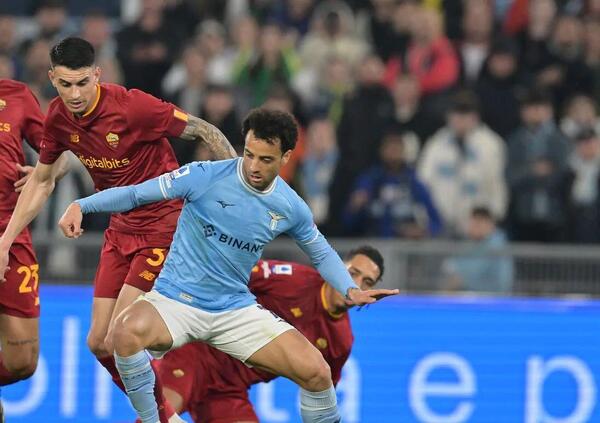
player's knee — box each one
[5,355,38,381]
[112,313,147,352]
[300,356,332,391]
[87,331,109,357]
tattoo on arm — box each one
[180,115,237,160]
[6,338,38,346]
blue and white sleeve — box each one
[288,201,359,296]
[76,162,212,214]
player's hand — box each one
[58,202,84,239]
[14,163,34,193]
[346,287,400,306]
[0,243,10,283]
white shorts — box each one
[140,290,294,362]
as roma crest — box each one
[106,132,119,148]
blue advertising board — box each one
[2,286,599,422]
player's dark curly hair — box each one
[50,37,95,69]
[241,108,298,153]
[346,245,385,281]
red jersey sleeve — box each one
[38,104,67,165]
[21,87,44,153]
[126,89,188,141]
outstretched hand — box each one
[346,287,400,306]
[58,202,84,238]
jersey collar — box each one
[236,158,277,196]
[320,283,345,320]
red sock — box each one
[97,355,126,392]
[0,353,19,386]
[97,356,176,422]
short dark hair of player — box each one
[242,108,298,154]
[50,37,95,70]
[346,245,385,281]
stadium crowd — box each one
[1,0,599,246]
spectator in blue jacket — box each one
[442,207,514,293]
[343,130,442,238]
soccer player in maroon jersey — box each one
[0,79,68,419]
[155,246,384,422]
[0,38,236,422]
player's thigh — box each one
[0,314,39,371]
[246,328,328,385]
[113,295,174,352]
[92,230,130,300]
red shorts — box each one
[159,343,262,422]
[93,229,174,298]
[0,242,40,318]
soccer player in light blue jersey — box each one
[58,108,398,423]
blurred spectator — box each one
[269,0,316,43]
[538,13,593,109]
[344,131,441,238]
[327,54,394,235]
[418,90,507,236]
[565,128,600,243]
[262,85,306,186]
[0,14,18,60]
[383,6,459,105]
[116,0,185,97]
[301,54,354,125]
[560,94,600,139]
[365,0,413,62]
[506,89,571,242]
[165,44,208,114]
[587,0,600,18]
[476,37,523,139]
[193,20,232,85]
[20,0,76,51]
[442,207,513,293]
[80,10,116,60]
[22,38,54,102]
[301,117,339,224]
[390,74,440,162]
[457,0,496,85]
[513,0,556,77]
[299,2,368,71]
[233,22,298,111]
[0,54,15,80]
[583,17,600,103]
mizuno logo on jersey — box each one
[217,200,235,208]
[268,210,286,230]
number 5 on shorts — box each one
[146,248,166,267]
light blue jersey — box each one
[77,158,358,311]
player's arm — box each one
[0,159,65,280]
[179,114,237,160]
[15,151,70,192]
[290,202,398,306]
[58,163,209,238]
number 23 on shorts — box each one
[17,263,40,305]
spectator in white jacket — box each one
[418,90,507,236]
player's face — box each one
[242,130,291,190]
[330,254,382,311]
[49,65,100,115]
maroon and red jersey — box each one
[0,79,44,244]
[250,259,354,385]
[39,83,187,234]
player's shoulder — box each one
[0,79,29,95]
[200,158,238,177]
[274,177,310,213]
